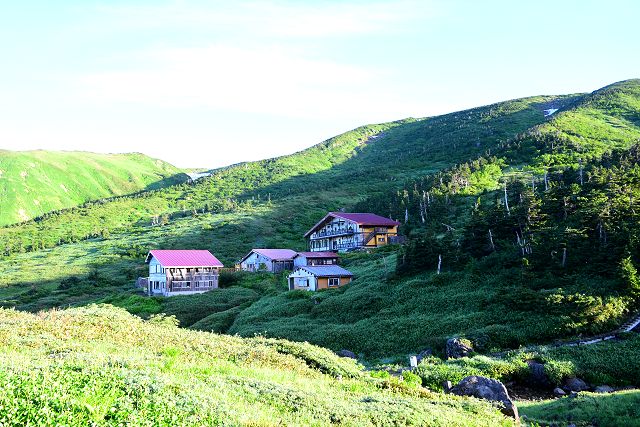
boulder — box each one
[446,338,473,359]
[594,385,615,393]
[527,360,552,388]
[553,387,567,397]
[564,377,589,392]
[416,348,433,363]
[442,380,453,392]
[450,375,519,420]
[337,349,357,359]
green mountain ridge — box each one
[0,150,188,226]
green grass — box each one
[409,334,640,393]
[0,304,513,426]
[0,150,187,226]
[520,390,640,427]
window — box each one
[209,281,213,286]
[328,277,340,287]
[378,237,385,242]
[294,278,309,287]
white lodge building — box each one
[145,249,223,297]
[238,249,298,273]
[304,212,401,252]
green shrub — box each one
[402,370,423,388]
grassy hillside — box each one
[1,81,639,362]
[0,150,187,226]
[0,304,512,426]
[0,94,565,255]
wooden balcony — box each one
[311,228,355,239]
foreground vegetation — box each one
[411,333,640,390]
[0,304,512,426]
[520,390,640,427]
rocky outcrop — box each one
[337,349,357,359]
[527,360,552,388]
[594,385,615,393]
[446,338,473,359]
[553,387,567,396]
[450,375,519,420]
[563,377,589,392]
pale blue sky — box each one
[0,1,638,168]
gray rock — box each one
[553,387,566,396]
[564,377,589,392]
[337,349,357,359]
[594,385,615,393]
[569,391,579,398]
[527,360,552,388]
[446,338,473,359]
[442,380,453,392]
[416,348,433,363]
[450,375,519,420]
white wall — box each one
[148,256,167,294]
[309,218,362,252]
[288,268,317,291]
[240,252,274,272]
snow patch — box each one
[17,209,29,221]
[543,108,559,117]
[187,171,212,181]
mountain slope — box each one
[0,304,512,426]
[0,150,187,226]
[224,80,640,356]
[0,93,571,257]
[2,81,639,360]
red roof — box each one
[146,250,223,267]
[241,248,298,262]
[295,251,339,258]
[304,212,400,237]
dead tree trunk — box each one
[504,185,510,215]
[544,170,549,191]
[437,254,442,275]
[488,229,496,251]
[579,160,584,186]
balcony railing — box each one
[311,228,355,239]
[170,280,218,292]
[168,274,218,281]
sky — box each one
[0,1,638,168]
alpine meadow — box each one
[2,79,640,426]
